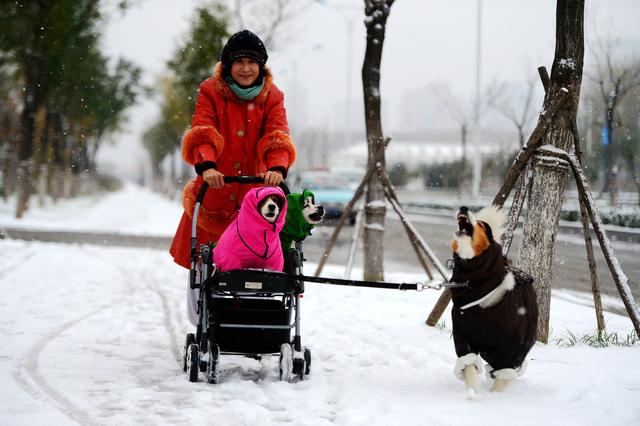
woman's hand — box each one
[260,170,283,187]
[203,169,225,189]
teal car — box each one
[295,171,358,224]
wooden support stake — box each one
[313,166,372,277]
[571,123,605,334]
[501,164,533,256]
[379,168,445,281]
[538,146,640,335]
[376,167,433,279]
[344,201,365,279]
[578,192,606,333]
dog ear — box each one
[274,195,284,209]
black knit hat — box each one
[220,30,268,68]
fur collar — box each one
[450,241,508,307]
[212,62,273,104]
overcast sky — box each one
[97,0,640,179]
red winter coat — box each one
[170,63,297,269]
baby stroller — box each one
[182,176,311,384]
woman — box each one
[170,29,297,271]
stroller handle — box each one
[196,176,290,204]
[196,176,263,203]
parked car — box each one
[294,170,358,225]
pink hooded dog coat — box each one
[213,186,287,272]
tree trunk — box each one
[361,0,394,281]
[15,1,47,217]
[516,0,584,343]
[2,150,18,200]
[16,106,46,218]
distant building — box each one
[328,128,516,169]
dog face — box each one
[451,206,502,259]
[302,194,325,224]
[258,194,284,223]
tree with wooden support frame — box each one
[425,0,640,343]
[314,0,451,288]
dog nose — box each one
[268,204,276,211]
[459,206,469,214]
[317,206,325,216]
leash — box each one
[211,270,468,291]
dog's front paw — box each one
[465,387,482,400]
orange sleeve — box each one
[181,82,225,165]
[256,89,296,170]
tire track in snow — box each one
[17,248,187,425]
[11,247,144,425]
[150,284,182,364]
[0,246,36,278]
[13,298,126,426]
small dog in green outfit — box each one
[280,189,325,254]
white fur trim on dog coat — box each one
[485,359,528,380]
[454,353,484,380]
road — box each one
[302,212,640,317]
[3,210,638,317]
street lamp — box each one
[471,0,483,198]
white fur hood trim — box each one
[475,205,505,242]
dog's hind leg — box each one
[489,368,519,392]
[491,378,509,392]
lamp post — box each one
[471,0,483,198]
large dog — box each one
[213,186,287,272]
[279,188,325,254]
[449,205,538,394]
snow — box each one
[0,183,182,237]
[1,185,639,425]
[366,200,386,209]
[558,58,577,70]
[363,222,385,232]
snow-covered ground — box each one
[0,183,182,236]
[1,185,639,425]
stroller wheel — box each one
[183,333,196,372]
[279,343,293,382]
[304,347,312,376]
[187,343,199,382]
[207,344,220,384]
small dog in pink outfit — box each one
[213,186,287,272]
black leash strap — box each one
[215,269,465,291]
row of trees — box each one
[0,1,142,217]
[432,42,640,207]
